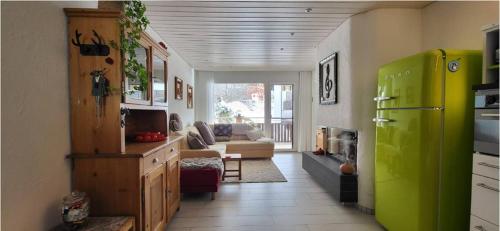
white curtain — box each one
[195,71,215,123]
[206,74,215,123]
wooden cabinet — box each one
[65,9,170,155]
[143,164,167,231]
[167,155,180,220]
[124,34,169,107]
[470,153,499,230]
[124,41,151,105]
[65,8,179,231]
[70,137,182,231]
[152,50,168,107]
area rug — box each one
[223,159,287,183]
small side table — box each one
[222,153,242,180]
[51,216,135,231]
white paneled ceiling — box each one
[145,1,430,71]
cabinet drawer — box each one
[471,174,499,225]
[473,153,499,180]
[165,142,179,159]
[144,149,166,174]
[168,154,179,167]
[470,215,498,231]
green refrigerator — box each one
[374,50,482,231]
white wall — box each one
[195,71,313,151]
[313,8,422,210]
[1,1,97,230]
[422,1,499,50]
[146,28,195,127]
[350,8,422,209]
[313,18,353,131]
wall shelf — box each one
[482,24,499,84]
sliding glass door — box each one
[271,84,294,150]
[212,83,295,151]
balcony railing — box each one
[271,122,293,143]
[251,122,293,142]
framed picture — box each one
[187,84,193,109]
[174,76,183,100]
[319,52,338,105]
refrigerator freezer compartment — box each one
[375,50,445,109]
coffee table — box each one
[222,153,242,180]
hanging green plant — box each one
[111,0,150,95]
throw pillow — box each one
[246,129,265,141]
[213,124,232,136]
[194,121,216,145]
[187,131,208,149]
[169,113,183,131]
[232,123,253,135]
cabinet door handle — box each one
[170,148,175,152]
[478,162,500,169]
[474,225,486,231]
[152,158,159,164]
[477,183,499,192]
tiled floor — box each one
[167,153,384,231]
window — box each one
[213,83,265,129]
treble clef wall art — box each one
[319,52,338,105]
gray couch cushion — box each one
[215,136,230,142]
[194,121,216,145]
[187,131,208,149]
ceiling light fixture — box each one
[305,8,312,13]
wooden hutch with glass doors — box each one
[65,8,180,231]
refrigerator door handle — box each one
[373,96,395,102]
[372,118,395,123]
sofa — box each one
[176,124,275,159]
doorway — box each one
[270,84,294,150]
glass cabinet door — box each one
[152,53,168,106]
[125,46,149,103]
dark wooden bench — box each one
[302,151,358,203]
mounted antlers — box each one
[71,30,83,46]
[71,29,110,56]
[91,30,104,46]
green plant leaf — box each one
[119,0,150,96]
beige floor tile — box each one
[190,225,310,231]
[308,223,384,231]
[167,153,378,231]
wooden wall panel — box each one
[66,10,123,154]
